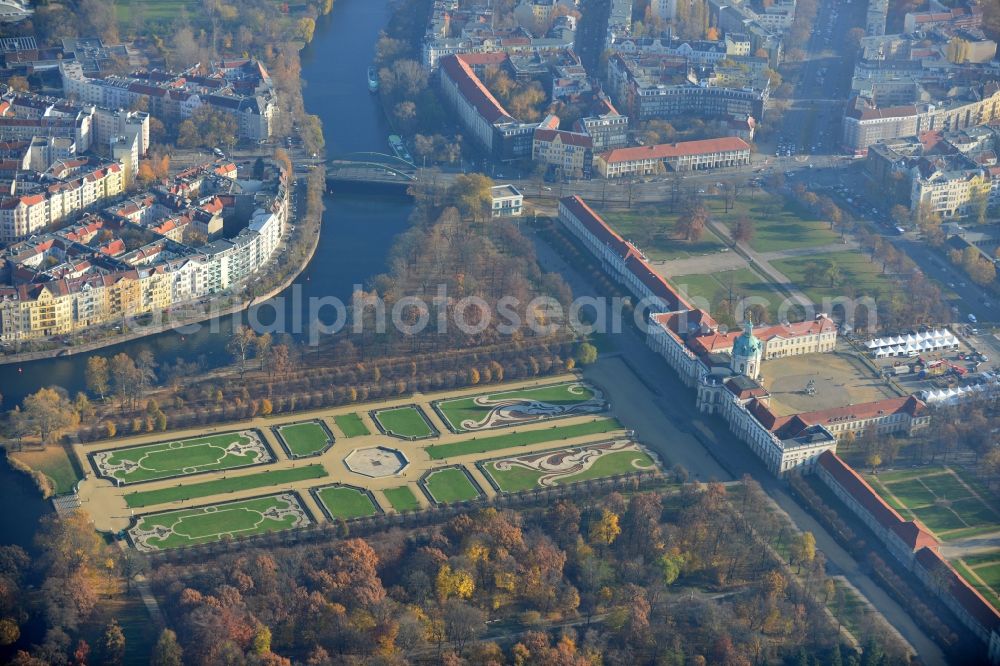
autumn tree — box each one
[588,508,621,547]
[734,215,754,244]
[86,356,110,401]
[101,619,125,665]
[228,326,258,380]
[150,629,183,666]
[446,174,495,222]
[21,388,79,445]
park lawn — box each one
[384,485,422,512]
[424,468,481,504]
[869,467,1000,541]
[435,382,599,432]
[866,476,914,517]
[123,465,327,508]
[554,449,656,484]
[314,486,379,520]
[721,194,839,252]
[277,421,332,457]
[669,268,784,324]
[954,559,1000,611]
[483,463,545,493]
[335,413,370,438]
[115,0,195,22]
[131,494,308,551]
[771,251,894,307]
[374,406,435,438]
[911,504,966,534]
[874,467,940,483]
[98,431,269,484]
[883,478,937,509]
[919,472,972,499]
[425,418,622,459]
[485,448,656,492]
[596,205,728,260]
[11,445,82,495]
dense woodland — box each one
[139,481,910,665]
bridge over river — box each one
[325,151,417,186]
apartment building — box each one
[844,80,1000,154]
[532,116,593,176]
[608,52,768,123]
[0,159,125,242]
[595,137,751,178]
[59,59,276,141]
[0,161,288,342]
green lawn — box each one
[384,486,422,512]
[423,468,482,504]
[314,485,379,520]
[128,493,310,551]
[334,413,370,438]
[426,418,622,460]
[771,251,895,307]
[868,467,1000,541]
[373,406,435,439]
[276,421,333,457]
[115,0,196,22]
[12,445,83,495]
[483,447,656,493]
[434,382,602,432]
[94,431,272,484]
[954,558,1000,611]
[123,465,327,508]
[669,268,786,325]
[596,205,728,260]
[721,194,840,252]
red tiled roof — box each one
[559,196,689,311]
[440,54,513,124]
[848,104,919,122]
[687,317,837,355]
[534,128,592,148]
[798,395,925,427]
[914,547,1000,632]
[599,137,750,164]
[817,451,938,552]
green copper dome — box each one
[732,316,762,358]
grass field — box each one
[482,443,656,493]
[722,194,840,253]
[314,485,379,520]
[384,485,422,512]
[669,268,786,324]
[275,421,333,457]
[335,413,370,438]
[93,431,271,484]
[128,493,310,551]
[435,382,601,432]
[123,465,327,508]
[867,467,1000,541]
[954,556,1000,611]
[596,205,727,260]
[423,468,482,504]
[373,406,435,439]
[11,445,82,495]
[772,251,895,307]
[425,418,622,460]
[115,0,195,22]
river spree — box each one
[0,0,410,546]
[0,0,409,407]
